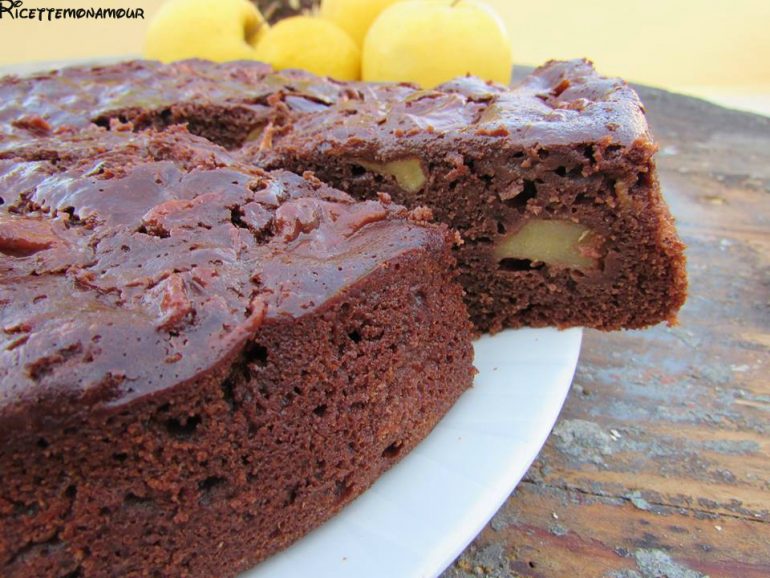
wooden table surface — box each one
[442,82,770,577]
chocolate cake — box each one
[0,58,687,332]
[0,126,475,577]
[0,57,687,577]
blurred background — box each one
[1,0,768,115]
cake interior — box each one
[266,139,687,333]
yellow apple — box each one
[362,0,512,88]
[144,0,268,63]
[320,0,403,47]
[254,16,361,81]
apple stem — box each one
[451,0,462,6]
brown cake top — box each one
[0,59,354,146]
[244,59,653,166]
[0,60,265,128]
[0,126,443,434]
[0,58,651,154]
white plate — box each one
[243,327,582,578]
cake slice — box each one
[0,126,474,577]
[243,59,688,332]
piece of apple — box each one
[144,0,269,63]
[254,16,361,81]
[356,158,426,193]
[320,0,402,47]
[494,219,603,270]
[362,0,512,88]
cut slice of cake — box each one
[0,126,475,578]
[243,59,688,332]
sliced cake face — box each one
[240,60,687,331]
[0,127,475,576]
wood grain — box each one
[442,80,770,577]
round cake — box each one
[0,57,686,578]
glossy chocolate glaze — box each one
[0,58,650,154]
[0,60,271,129]
[249,60,652,164]
[0,126,442,434]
